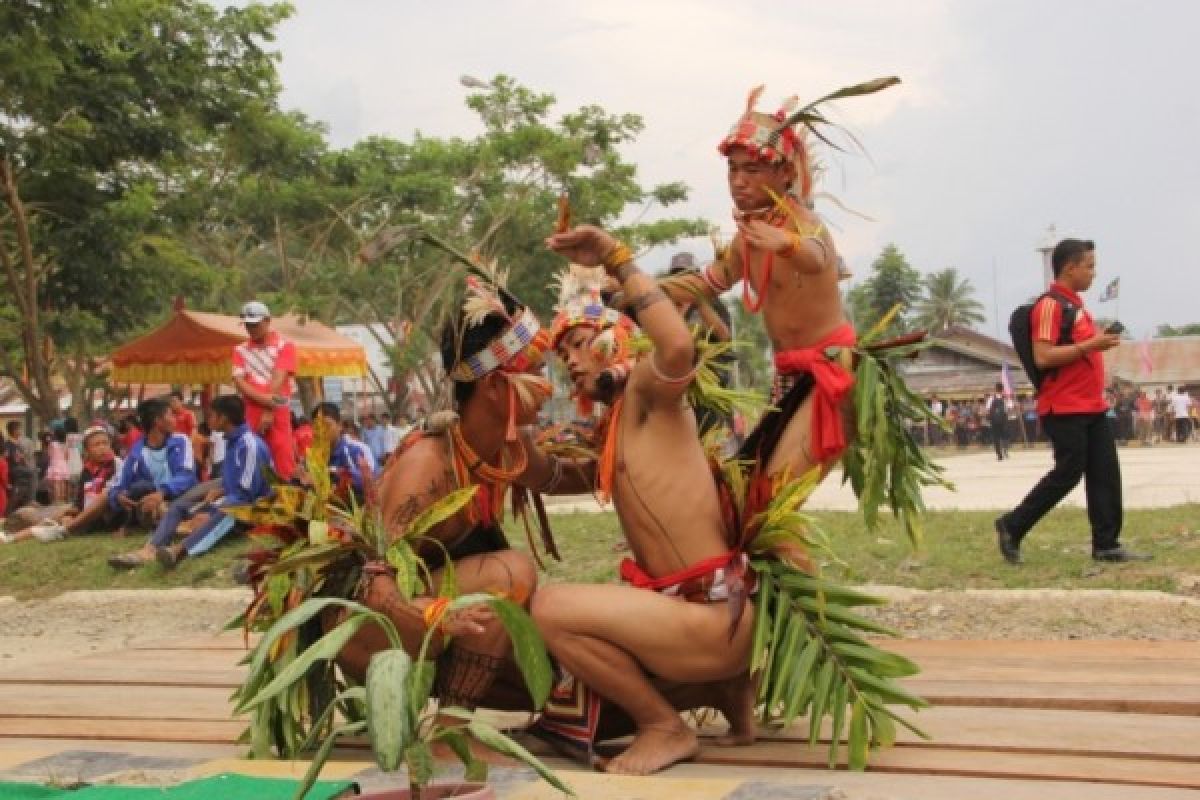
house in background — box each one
[901,326,1031,400]
[1104,336,1200,393]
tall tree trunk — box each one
[0,157,61,423]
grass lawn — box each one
[2,505,1197,600]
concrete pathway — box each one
[546,444,1200,513]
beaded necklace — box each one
[736,204,790,313]
[449,423,528,526]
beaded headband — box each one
[450,306,548,382]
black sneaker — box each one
[994,517,1022,564]
[1092,547,1152,563]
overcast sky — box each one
[259,0,1200,338]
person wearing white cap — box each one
[231,300,296,479]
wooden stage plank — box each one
[707,706,1200,761]
[0,684,237,720]
[0,718,243,744]
[695,741,1200,790]
[883,639,1200,660]
[903,679,1200,715]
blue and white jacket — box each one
[329,435,377,493]
[108,433,197,510]
[219,423,274,507]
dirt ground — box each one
[2,585,1199,669]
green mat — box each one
[0,773,356,799]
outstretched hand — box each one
[545,225,618,269]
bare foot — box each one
[605,721,698,775]
[712,673,757,747]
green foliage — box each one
[844,325,953,548]
[846,244,922,336]
[1156,323,1200,337]
[731,300,772,392]
[913,267,986,333]
[0,0,292,418]
[751,560,927,770]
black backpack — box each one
[1008,290,1077,391]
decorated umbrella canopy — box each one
[110,308,367,385]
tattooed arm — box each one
[378,437,461,544]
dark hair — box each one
[170,390,184,402]
[440,308,514,408]
[82,428,109,449]
[53,428,67,444]
[64,417,79,434]
[995,382,1004,392]
[138,398,170,433]
[210,394,245,426]
[6,420,19,435]
[312,402,341,423]
[1051,238,1094,276]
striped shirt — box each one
[232,330,297,396]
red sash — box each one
[772,323,857,464]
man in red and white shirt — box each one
[231,301,296,479]
[996,239,1148,564]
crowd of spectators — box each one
[919,384,1199,451]
[0,394,416,559]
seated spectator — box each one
[1,427,125,544]
[110,395,270,569]
[169,390,196,437]
[293,413,313,460]
[3,421,37,513]
[156,394,272,568]
[116,414,142,456]
[311,402,375,497]
[105,397,198,536]
[45,428,70,503]
[362,412,387,466]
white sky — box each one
[256,0,1200,338]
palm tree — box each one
[914,268,986,333]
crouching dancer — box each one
[530,227,759,776]
[333,279,591,712]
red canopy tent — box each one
[110,308,367,385]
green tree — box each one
[0,0,291,420]
[1156,323,1200,337]
[731,300,771,394]
[846,244,921,336]
[913,267,986,333]
[201,75,709,411]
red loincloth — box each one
[772,323,856,464]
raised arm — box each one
[546,225,694,408]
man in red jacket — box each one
[231,301,296,480]
[995,239,1149,564]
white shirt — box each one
[210,431,226,465]
[1172,393,1192,417]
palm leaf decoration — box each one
[719,462,929,769]
[842,307,954,549]
[766,76,901,155]
[226,416,482,763]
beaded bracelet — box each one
[603,241,635,272]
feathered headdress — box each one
[717,77,900,200]
[449,275,550,383]
[549,265,637,415]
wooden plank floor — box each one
[3,637,1199,792]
